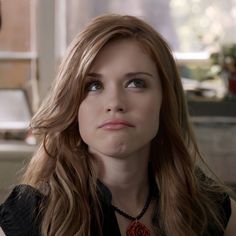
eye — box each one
[86,80,103,91]
[127,79,147,88]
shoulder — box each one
[0,184,44,236]
[216,191,232,227]
[224,198,236,236]
[196,169,232,230]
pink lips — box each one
[99,119,134,130]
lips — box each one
[99,119,134,130]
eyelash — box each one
[85,80,102,91]
[85,78,147,92]
[127,79,147,88]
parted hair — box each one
[22,14,227,235]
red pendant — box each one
[126,220,150,236]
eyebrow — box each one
[125,72,154,78]
[86,73,102,78]
[87,72,154,78]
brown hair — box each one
[22,14,228,235]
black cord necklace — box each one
[112,192,152,236]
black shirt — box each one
[0,181,232,236]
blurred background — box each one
[0,0,236,201]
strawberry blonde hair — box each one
[22,14,228,235]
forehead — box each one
[89,38,158,75]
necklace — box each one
[112,192,152,236]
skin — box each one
[225,198,236,235]
[79,39,162,161]
[0,227,5,236]
[78,39,162,235]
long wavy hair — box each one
[22,14,228,235]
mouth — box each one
[99,120,134,130]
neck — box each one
[91,146,150,213]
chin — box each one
[101,146,129,158]
[89,144,131,159]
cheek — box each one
[78,103,93,143]
[141,95,162,135]
[78,104,85,127]
[142,93,161,116]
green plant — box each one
[210,43,236,74]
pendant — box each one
[126,220,150,236]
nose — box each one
[105,87,126,113]
[106,106,124,112]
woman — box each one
[0,14,235,236]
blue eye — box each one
[86,80,103,91]
[127,79,146,88]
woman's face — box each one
[78,39,162,159]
